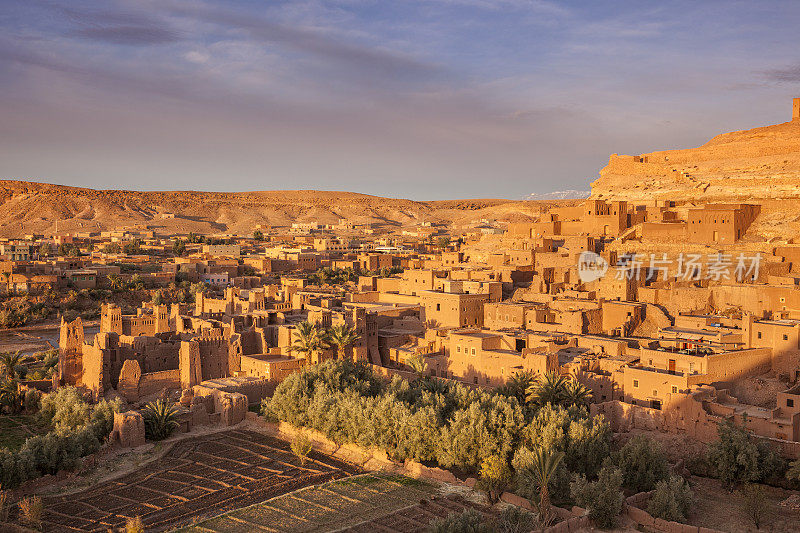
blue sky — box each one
[1,0,799,199]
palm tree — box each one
[0,379,21,413]
[563,378,592,408]
[407,355,428,381]
[327,323,360,361]
[142,399,179,441]
[526,372,568,406]
[498,369,537,403]
[0,351,23,380]
[529,447,565,528]
[292,322,329,365]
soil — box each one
[686,475,800,533]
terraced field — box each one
[27,429,360,532]
[183,474,484,533]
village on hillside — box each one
[1,101,800,532]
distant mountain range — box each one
[0,180,556,237]
[523,190,590,201]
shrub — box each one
[125,515,145,533]
[707,420,760,489]
[494,505,535,533]
[739,483,767,529]
[38,386,91,430]
[291,433,313,466]
[477,454,512,504]
[647,475,694,523]
[142,400,179,441]
[520,404,610,478]
[267,360,526,473]
[611,435,670,492]
[427,508,491,533]
[570,465,624,529]
[89,397,122,441]
[18,495,42,530]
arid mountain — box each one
[523,190,590,201]
[0,180,573,237]
[591,116,800,203]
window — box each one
[757,331,762,339]
[471,348,476,355]
[784,335,789,341]
[633,380,639,388]
[672,386,677,393]
[436,303,440,311]
[473,376,478,384]
[788,398,795,408]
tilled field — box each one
[31,429,360,532]
[184,474,481,533]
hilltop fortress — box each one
[593,98,800,203]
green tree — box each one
[647,475,694,524]
[406,354,428,381]
[428,508,491,533]
[436,236,451,250]
[496,370,537,404]
[142,399,179,441]
[563,379,592,408]
[253,230,264,241]
[527,447,565,527]
[477,454,512,504]
[707,420,760,490]
[172,239,186,256]
[612,435,670,492]
[0,351,23,380]
[292,322,329,365]
[291,433,313,466]
[570,465,625,529]
[327,323,361,361]
[526,372,568,406]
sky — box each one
[1,1,800,200]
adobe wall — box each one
[139,369,181,398]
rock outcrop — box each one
[592,113,800,203]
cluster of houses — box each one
[18,197,800,454]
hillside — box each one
[591,116,800,203]
[0,180,570,237]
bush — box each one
[570,465,624,529]
[38,386,91,430]
[0,389,119,488]
[611,435,670,492]
[125,516,145,533]
[291,433,313,466]
[647,475,694,523]
[142,400,179,441]
[707,420,760,489]
[494,505,535,533]
[477,455,512,504]
[266,360,526,473]
[739,483,767,529]
[427,508,491,533]
[520,404,610,478]
[18,495,42,530]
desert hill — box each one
[591,116,800,203]
[0,180,571,237]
